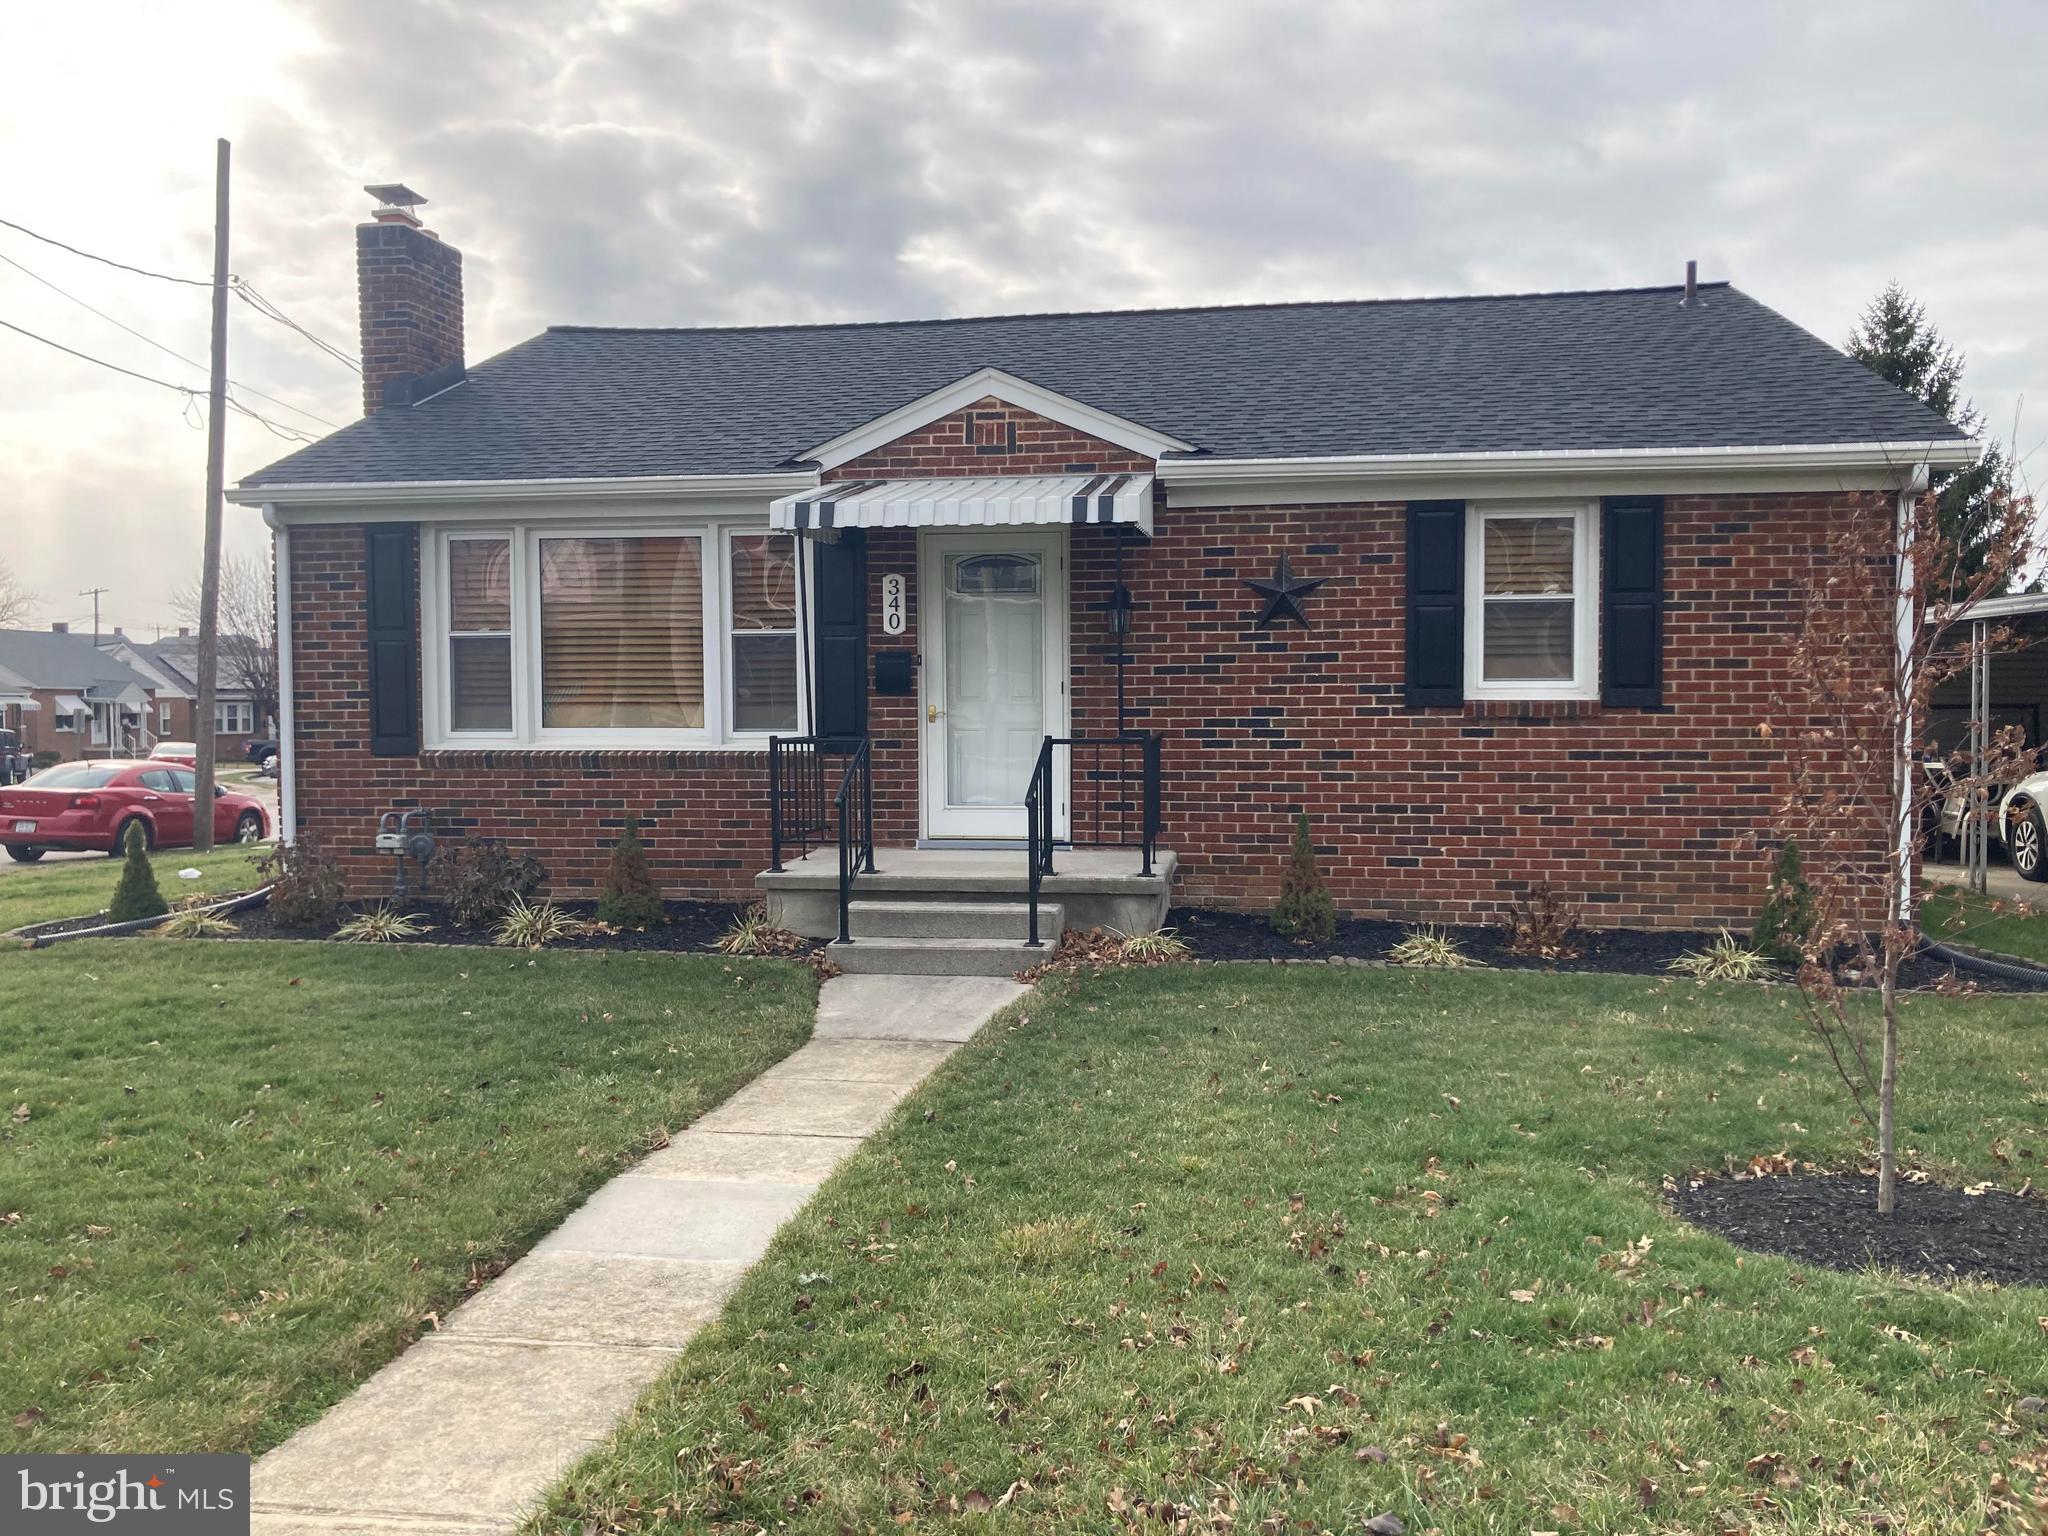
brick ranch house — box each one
[227,188,1976,967]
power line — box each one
[0,315,318,443]
[232,279,362,374]
[0,249,339,429]
[0,215,211,287]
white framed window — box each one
[53,712,76,733]
[160,704,174,734]
[214,700,254,734]
[420,519,807,750]
[1464,502,1599,701]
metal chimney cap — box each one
[364,183,427,209]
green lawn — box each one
[541,967,2047,1535]
[0,941,814,1455]
[1924,882,2048,965]
[0,843,270,937]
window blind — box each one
[540,536,705,729]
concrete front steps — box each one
[758,846,1176,977]
[832,899,1064,975]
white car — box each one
[2000,770,2048,881]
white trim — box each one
[1161,439,1983,506]
[1463,501,1601,702]
[230,470,817,512]
[417,513,809,752]
[721,526,805,740]
[918,527,1070,841]
[802,367,1192,470]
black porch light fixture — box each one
[1097,579,1135,638]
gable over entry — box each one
[770,474,1155,534]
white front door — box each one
[920,529,1067,840]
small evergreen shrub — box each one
[439,836,546,929]
[1271,813,1336,943]
[1753,839,1816,964]
[259,836,348,931]
[596,817,665,930]
[108,822,168,923]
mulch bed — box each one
[1672,1170,2048,1289]
[20,897,748,951]
[1165,906,2048,991]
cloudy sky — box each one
[2,0,2043,634]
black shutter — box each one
[1601,496,1665,708]
[811,530,868,748]
[1405,500,1465,707]
[364,522,420,756]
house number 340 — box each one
[881,573,906,635]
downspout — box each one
[1894,467,1930,928]
[264,504,296,844]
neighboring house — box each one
[103,629,269,759]
[226,188,1976,942]
[0,626,159,763]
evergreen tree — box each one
[1271,813,1336,943]
[596,816,665,930]
[108,821,168,923]
[1752,838,1816,965]
[1847,284,2010,584]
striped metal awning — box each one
[769,473,1153,535]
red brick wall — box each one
[825,397,1154,482]
[287,524,767,898]
[1071,494,1854,928]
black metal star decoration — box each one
[1244,553,1327,630]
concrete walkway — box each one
[248,973,1025,1536]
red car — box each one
[0,760,270,862]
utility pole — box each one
[78,586,108,647]
[193,137,229,851]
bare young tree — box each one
[1768,480,2040,1214]
[0,561,34,627]
[174,554,277,733]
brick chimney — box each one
[356,183,464,415]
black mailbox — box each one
[874,650,915,696]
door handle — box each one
[927,704,942,723]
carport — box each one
[1927,591,2048,893]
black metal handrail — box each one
[767,735,830,872]
[1025,731,1162,946]
[833,735,877,944]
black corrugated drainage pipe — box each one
[1920,938,2048,988]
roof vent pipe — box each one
[1682,259,1697,305]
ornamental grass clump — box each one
[596,817,665,930]
[1270,813,1335,944]
[492,897,583,951]
[159,904,238,940]
[107,822,168,924]
[334,906,429,943]
[714,902,807,957]
[1669,928,1774,983]
[1388,926,1469,969]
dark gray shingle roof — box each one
[241,283,1965,488]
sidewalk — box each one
[248,973,1026,1536]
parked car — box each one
[246,739,278,765]
[0,759,270,861]
[150,741,199,767]
[2000,769,2048,881]
[0,728,26,786]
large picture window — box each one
[1464,503,1598,700]
[423,522,803,748]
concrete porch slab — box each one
[533,1176,815,1262]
